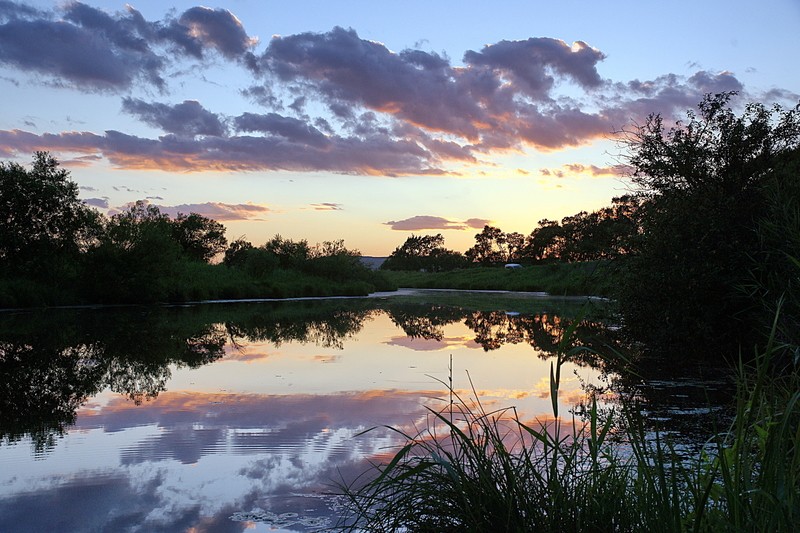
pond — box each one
[0,290,732,532]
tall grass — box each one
[381,261,616,297]
[337,313,799,532]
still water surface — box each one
[0,290,729,532]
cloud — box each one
[0,127,450,175]
[258,27,478,134]
[0,3,257,91]
[384,335,480,351]
[762,87,800,103]
[0,1,44,20]
[112,185,141,193]
[77,390,433,458]
[159,201,271,221]
[254,28,617,152]
[112,200,271,221]
[61,154,103,167]
[2,389,434,533]
[83,197,109,208]
[252,26,749,158]
[463,38,606,99]
[234,112,330,147]
[540,163,633,178]
[122,98,227,137]
[0,10,767,177]
[0,129,103,157]
[177,6,257,59]
[310,203,342,211]
[253,27,498,143]
[605,70,748,128]
[0,15,163,90]
[540,168,563,178]
[464,218,491,228]
[687,70,743,94]
[384,215,491,231]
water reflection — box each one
[0,309,226,454]
[0,292,722,532]
[0,297,613,453]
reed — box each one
[337,313,799,532]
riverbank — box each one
[1,260,615,310]
[0,262,397,309]
[381,260,617,297]
[2,259,615,311]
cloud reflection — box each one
[76,389,436,460]
[0,389,438,532]
[384,334,480,351]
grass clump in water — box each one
[338,314,800,532]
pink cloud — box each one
[384,215,491,231]
[111,200,271,221]
[540,163,633,178]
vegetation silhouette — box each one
[0,153,392,308]
[382,198,640,273]
[381,234,468,272]
[616,92,800,358]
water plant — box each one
[337,313,799,532]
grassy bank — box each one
[164,262,396,302]
[338,321,800,532]
[0,262,397,309]
[381,261,616,297]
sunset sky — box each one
[1,1,798,255]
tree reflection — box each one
[0,297,617,453]
[387,303,618,367]
[387,304,466,340]
[221,300,378,349]
[0,341,105,453]
[0,309,227,453]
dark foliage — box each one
[0,152,101,288]
[171,212,228,262]
[85,201,184,303]
[456,201,640,267]
[616,93,800,356]
[382,234,468,272]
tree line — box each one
[384,93,800,359]
[0,153,390,307]
[381,195,641,272]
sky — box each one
[1,1,798,255]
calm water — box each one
[0,290,730,532]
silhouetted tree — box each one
[525,219,565,261]
[306,240,369,281]
[617,92,800,356]
[505,232,526,262]
[263,235,311,269]
[382,234,466,272]
[171,212,227,262]
[223,238,255,268]
[466,226,508,264]
[0,152,101,281]
[87,201,183,303]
